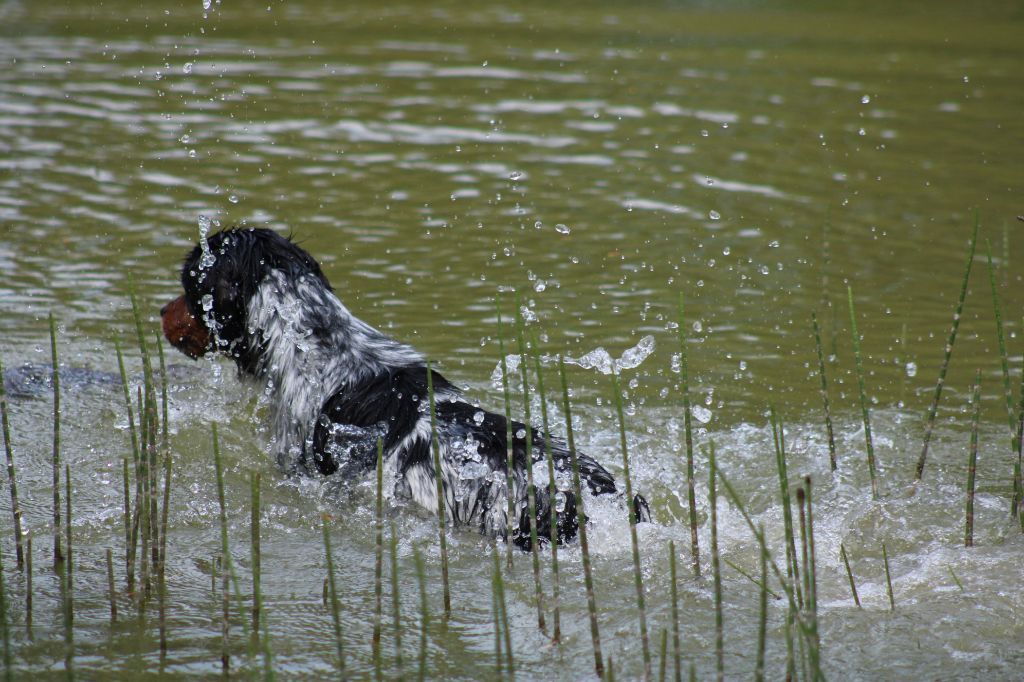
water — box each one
[1,0,1024,678]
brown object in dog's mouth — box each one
[161,295,210,359]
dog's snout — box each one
[160,302,169,316]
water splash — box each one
[490,335,656,386]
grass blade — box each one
[558,355,603,678]
[425,360,451,617]
[847,287,879,499]
[917,215,979,480]
[677,293,701,577]
[611,369,650,679]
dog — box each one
[161,227,649,547]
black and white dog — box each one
[161,227,649,547]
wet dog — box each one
[161,227,648,546]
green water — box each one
[1,0,1024,678]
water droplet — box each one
[861,95,871,104]
[515,428,526,439]
[768,240,780,248]
[509,170,524,181]
[228,194,239,204]
[555,223,571,235]
[722,246,730,255]
[692,405,712,423]
[183,62,193,74]
[905,361,917,377]
[709,210,721,220]
[534,280,547,293]
[473,411,485,425]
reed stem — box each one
[106,547,117,624]
[847,287,879,499]
[0,513,11,682]
[708,443,724,682]
[25,534,32,638]
[755,524,767,682]
[611,369,650,679]
[495,300,516,570]
[425,361,451,618]
[413,545,429,682]
[374,438,384,681]
[251,472,262,637]
[0,353,25,570]
[389,521,404,680]
[530,329,561,643]
[917,214,978,481]
[811,312,837,471]
[677,293,701,577]
[882,542,895,610]
[839,543,860,607]
[558,355,603,678]
[211,424,230,672]
[491,546,514,679]
[65,463,73,624]
[514,298,546,634]
[321,515,346,678]
[966,370,981,547]
[669,541,681,682]
[50,312,64,568]
[771,408,801,607]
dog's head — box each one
[161,227,330,361]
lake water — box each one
[1,0,1023,678]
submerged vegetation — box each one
[0,217,1021,679]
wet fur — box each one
[162,227,648,547]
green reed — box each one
[529,329,561,643]
[373,438,384,681]
[839,543,860,607]
[491,546,514,679]
[948,566,964,592]
[159,454,172,661]
[424,361,451,618]
[50,312,64,568]
[491,550,503,680]
[723,559,779,601]
[251,472,262,636]
[917,215,978,481]
[677,293,700,577]
[65,463,73,622]
[211,424,231,672]
[796,483,821,681]
[106,547,117,625]
[755,524,767,682]
[0,534,10,682]
[389,521,404,680]
[708,442,724,682]
[668,541,681,682]
[413,545,429,682]
[558,355,603,678]
[770,407,801,607]
[25,535,32,637]
[658,628,667,682]
[0,352,24,570]
[987,240,1021,513]
[847,287,879,499]
[715,466,806,627]
[495,300,517,570]
[62,463,74,680]
[611,368,651,679]
[966,370,981,547]
[321,515,346,678]
[811,312,837,471]
[514,298,546,634]
[882,542,895,610]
